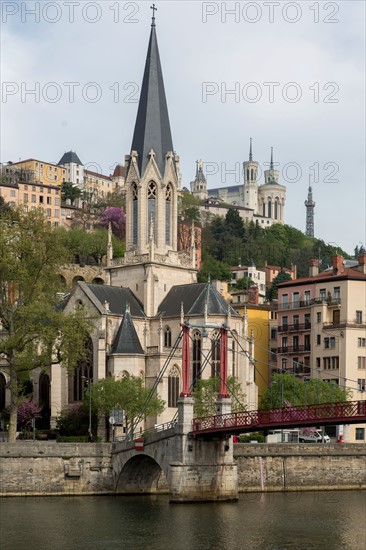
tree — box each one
[260,372,351,410]
[179,191,201,223]
[192,376,246,418]
[100,207,126,239]
[61,182,81,205]
[0,196,10,215]
[87,375,165,434]
[0,208,94,441]
[232,277,256,291]
[266,269,292,301]
[197,255,231,282]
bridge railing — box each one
[191,401,366,434]
[118,419,178,442]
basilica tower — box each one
[108,12,196,316]
[258,147,286,223]
[243,138,259,211]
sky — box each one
[1,0,365,253]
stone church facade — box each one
[42,16,258,434]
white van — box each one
[299,429,330,443]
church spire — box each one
[130,11,174,177]
[270,146,274,170]
[249,137,253,161]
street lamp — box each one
[82,375,92,441]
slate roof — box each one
[111,309,144,355]
[81,283,144,317]
[130,23,174,177]
[158,283,240,318]
[58,151,83,166]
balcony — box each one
[323,320,366,330]
[278,322,311,333]
[278,345,311,354]
[278,296,341,311]
[283,364,311,376]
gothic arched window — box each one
[262,202,265,217]
[274,198,278,220]
[0,372,6,413]
[168,366,180,407]
[164,326,172,348]
[69,337,93,403]
[192,330,202,387]
[251,168,254,181]
[246,169,250,182]
[132,182,138,245]
[166,184,172,245]
[211,330,221,378]
[147,181,157,241]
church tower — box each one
[191,160,208,201]
[109,10,196,316]
[243,138,259,211]
[258,147,286,223]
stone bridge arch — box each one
[115,454,169,494]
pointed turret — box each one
[305,178,315,237]
[264,147,279,184]
[190,159,208,200]
[130,11,174,178]
[243,138,258,210]
[249,137,253,161]
[111,304,144,355]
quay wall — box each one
[0,443,365,496]
[234,444,366,492]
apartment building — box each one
[277,255,366,442]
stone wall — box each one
[0,442,113,496]
[234,443,366,492]
[1,442,365,496]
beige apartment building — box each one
[277,255,366,442]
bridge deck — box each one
[191,401,366,437]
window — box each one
[282,358,288,370]
[23,205,28,213]
[355,428,365,441]
[282,294,288,310]
[304,334,311,350]
[270,348,277,361]
[293,336,299,351]
[293,315,299,327]
[54,198,60,206]
[31,195,36,203]
[316,312,322,323]
[358,357,366,370]
[271,328,277,340]
[24,185,28,190]
[304,313,311,328]
[47,197,51,205]
[293,292,300,308]
[40,187,43,193]
[358,338,366,347]
[316,357,321,369]
[356,311,363,324]
[304,290,311,305]
[168,366,180,408]
[319,289,326,301]
[164,326,172,348]
[10,190,16,197]
[192,331,202,387]
[324,337,336,349]
[39,196,44,204]
[282,336,288,349]
[316,334,321,345]
[47,209,52,217]
[211,332,221,378]
[357,379,366,391]
[48,187,51,194]
[32,186,36,191]
[333,287,340,300]
[282,316,288,328]
[24,193,28,201]
[132,183,138,245]
[54,209,59,217]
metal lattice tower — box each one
[305,180,315,237]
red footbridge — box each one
[191,400,366,437]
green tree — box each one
[0,196,10,215]
[260,372,351,409]
[179,191,201,223]
[61,182,81,205]
[197,255,231,282]
[266,269,292,301]
[87,376,165,433]
[192,376,246,418]
[232,277,256,291]
[0,208,94,441]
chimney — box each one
[309,259,319,277]
[248,285,259,305]
[291,263,297,280]
[332,254,344,275]
[358,253,366,275]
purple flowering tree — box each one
[17,400,42,428]
[100,207,126,239]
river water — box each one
[1,491,365,550]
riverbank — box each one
[0,442,365,496]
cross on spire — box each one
[150,4,157,26]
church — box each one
[191,142,287,227]
[47,13,258,434]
